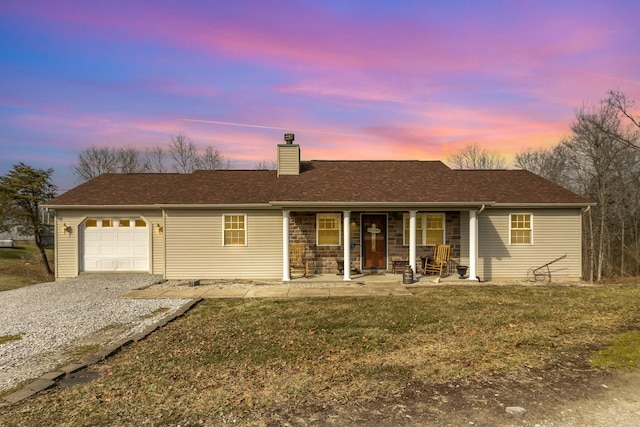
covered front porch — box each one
[281,207,483,282]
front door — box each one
[361,214,387,270]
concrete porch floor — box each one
[288,270,471,285]
[120,272,473,300]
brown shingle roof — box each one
[270,161,453,203]
[46,161,591,207]
[47,170,277,206]
[450,170,589,204]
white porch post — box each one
[282,210,290,281]
[343,210,351,281]
[468,209,478,281]
[409,210,417,278]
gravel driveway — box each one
[0,274,189,393]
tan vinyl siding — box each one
[54,213,79,279]
[52,209,162,279]
[477,208,582,280]
[147,213,165,276]
[277,144,300,176]
[165,209,282,279]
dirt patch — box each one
[283,354,636,426]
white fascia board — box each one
[45,203,276,210]
[491,202,595,208]
[155,204,276,209]
[44,204,158,210]
[269,201,496,209]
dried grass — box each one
[2,284,640,426]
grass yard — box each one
[1,284,640,426]
[0,242,54,291]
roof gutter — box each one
[270,201,496,209]
[44,203,276,210]
[491,202,596,208]
[44,204,160,210]
[154,203,275,209]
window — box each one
[223,214,246,246]
[425,214,444,245]
[119,219,130,227]
[135,219,146,227]
[403,213,445,246]
[85,219,97,228]
[317,213,341,246]
[404,214,424,245]
[102,219,113,227]
[510,214,532,244]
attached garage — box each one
[82,218,150,272]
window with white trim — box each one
[403,213,445,246]
[510,213,532,245]
[317,213,341,246]
[223,214,247,246]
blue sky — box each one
[1,0,639,191]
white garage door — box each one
[82,218,149,272]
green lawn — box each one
[0,242,54,291]
[1,284,639,426]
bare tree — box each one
[73,146,120,181]
[144,147,167,173]
[254,160,276,170]
[73,146,155,180]
[606,90,640,149]
[73,134,231,182]
[118,147,148,174]
[514,145,572,190]
[169,133,200,173]
[198,146,231,170]
[447,143,508,169]
[562,99,630,280]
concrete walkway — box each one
[121,281,413,299]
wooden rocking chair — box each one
[290,243,309,278]
[423,244,451,277]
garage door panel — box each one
[84,259,98,270]
[117,246,132,257]
[133,259,148,269]
[117,232,132,242]
[98,259,115,269]
[133,232,147,242]
[100,246,115,257]
[82,218,149,272]
[100,232,115,242]
[117,259,132,269]
[132,246,147,256]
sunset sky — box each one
[1,0,639,191]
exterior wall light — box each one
[63,224,72,234]
[155,224,163,234]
